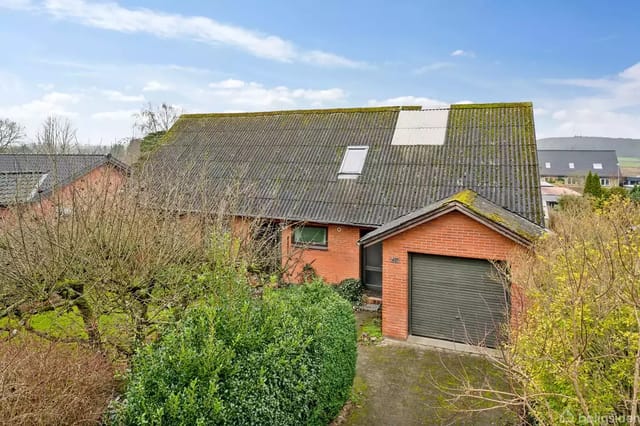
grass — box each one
[619,157,640,168]
[356,311,382,344]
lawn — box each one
[345,311,516,425]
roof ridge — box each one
[180,106,421,119]
[450,102,533,109]
[0,153,109,157]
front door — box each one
[361,230,382,295]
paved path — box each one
[345,343,515,426]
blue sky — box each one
[1,0,640,144]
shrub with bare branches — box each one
[0,336,116,425]
[444,197,640,425]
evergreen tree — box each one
[584,171,603,198]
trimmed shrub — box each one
[334,278,364,305]
[113,281,357,425]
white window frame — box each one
[568,162,575,169]
[593,163,603,170]
[339,146,369,179]
[545,162,551,169]
[600,177,610,186]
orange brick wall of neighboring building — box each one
[0,164,126,223]
[281,223,362,284]
[380,210,525,340]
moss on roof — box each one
[442,190,543,242]
[450,102,533,109]
[180,105,422,119]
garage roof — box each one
[359,189,546,247]
[146,103,543,227]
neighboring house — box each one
[538,149,620,188]
[0,154,129,211]
[148,103,545,348]
[540,179,580,224]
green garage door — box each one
[410,254,508,348]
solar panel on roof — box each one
[391,109,449,146]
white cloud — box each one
[301,50,368,69]
[14,0,364,67]
[537,62,640,138]
[413,62,453,74]
[450,49,475,58]
[533,107,549,117]
[207,79,346,108]
[91,109,137,120]
[0,91,81,120]
[367,96,449,108]
[100,89,144,102]
[208,79,246,89]
[0,0,33,10]
[143,80,172,92]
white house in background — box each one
[538,149,620,188]
[540,179,581,224]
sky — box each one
[1,0,640,145]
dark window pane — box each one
[293,226,327,246]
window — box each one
[545,162,551,169]
[339,146,369,178]
[600,177,610,186]
[593,163,603,170]
[568,162,575,169]
[566,176,583,186]
[293,226,327,247]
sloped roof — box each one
[359,189,546,247]
[538,150,619,177]
[0,154,129,206]
[147,103,543,226]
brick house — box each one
[148,103,545,348]
[0,154,129,216]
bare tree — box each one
[34,116,77,154]
[135,102,182,135]
[0,118,25,151]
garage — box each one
[410,253,509,348]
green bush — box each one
[112,281,357,425]
[334,278,364,305]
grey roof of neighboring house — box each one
[538,150,619,177]
[0,154,129,206]
[359,189,546,247]
[146,103,544,227]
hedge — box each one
[112,281,357,425]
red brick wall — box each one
[281,223,361,284]
[0,164,126,223]
[380,210,525,340]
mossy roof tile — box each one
[147,103,543,226]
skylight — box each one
[593,163,603,170]
[568,162,575,169]
[545,162,551,169]
[339,146,369,179]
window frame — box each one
[339,146,369,178]
[600,177,610,186]
[593,163,603,170]
[568,162,575,169]
[292,225,328,248]
[544,162,551,169]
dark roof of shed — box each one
[147,103,543,227]
[359,189,545,246]
[0,154,129,206]
[537,150,619,177]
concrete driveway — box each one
[343,313,516,425]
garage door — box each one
[410,254,508,348]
